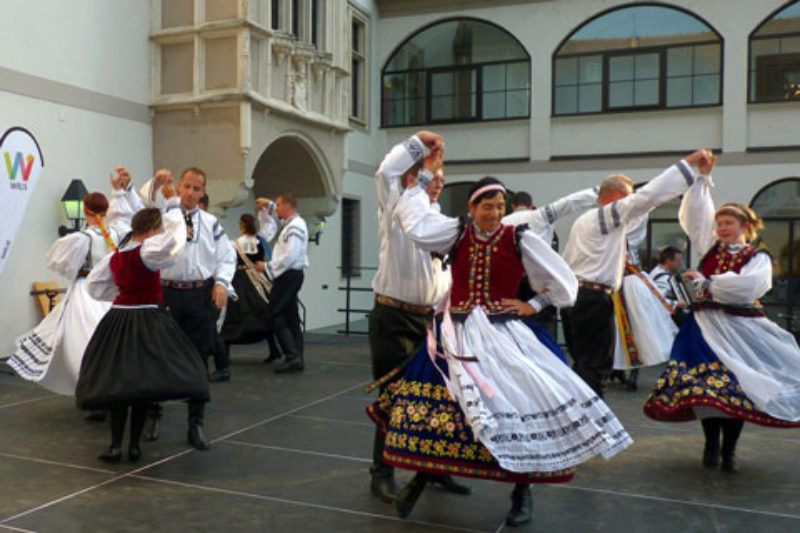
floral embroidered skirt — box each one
[643,313,800,428]
[367,319,579,484]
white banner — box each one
[0,127,45,276]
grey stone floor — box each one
[1,335,799,532]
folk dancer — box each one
[256,194,309,374]
[644,161,800,472]
[77,187,209,462]
[366,133,469,504]
[10,168,142,397]
[368,174,633,526]
[650,246,690,326]
[561,150,713,398]
[138,167,236,449]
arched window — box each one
[381,18,530,127]
[553,4,722,115]
[750,1,800,102]
[750,178,800,336]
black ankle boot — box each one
[187,402,210,450]
[396,473,428,518]
[274,356,304,374]
[430,475,471,495]
[721,419,744,473]
[144,405,161,442]
[99,446,122,464]
[626,369,639,392]
[128,443,142,462]
[701,419,721,468]
[370,466,398,503]
[506,483,533,527]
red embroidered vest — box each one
[110,246,163,306]
[450,224,525,314]
[699,242,762,278]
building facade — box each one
[2,0,800,357]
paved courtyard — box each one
[1,334,799,532]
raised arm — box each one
[394,184,460,255]
[256,198,279,242]
[540,186,599,227]
[106,167,145,239]
[140,197,186,271]
[679,175,716,256]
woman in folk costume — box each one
[367,172,633,526]
[221,213,281,360]
[76,184,210,463]
[610,216,679,392]
[9,169,142,395]
[644,158,800,472]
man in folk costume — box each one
[138,167,236,449]
[368,131,469,503]
[561,150,715,397]
[254,193,309,374]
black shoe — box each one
[370,469,399,503]
[263,352,281,364]
[144,416,160,442]
[187,423,210,450]
[85,410,107,422]
[430,475,471,495]
[209,369,231,382]
[396,474,428,518]
[129,444,142,462]
[99,446,122,464]
[274,358,304,374]
[506,483,533,527]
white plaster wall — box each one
[747,104,800,148]
[0,0,151,103]
[0,93,152,356]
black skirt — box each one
[76,307,210,410]
[222,270,272,345]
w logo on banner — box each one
[4,151,35,182]
[0,126,45,275]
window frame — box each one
[380,17,531,128]
[749,2,800,104]
[349,4,370,127]
[552,3,724,117]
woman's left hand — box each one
[502,298,536,316]
[254,261,266,273]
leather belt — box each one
[375,294,433,316]
[578,280,613,295]
[161,279,207,290]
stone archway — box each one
[250,133,338,221]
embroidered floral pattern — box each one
[644,360,800,428]
[367,378,575,483]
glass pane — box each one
[635,53,660,79]
[431,96,453,120]
[483,64,506,92]
[383,73,406,100]
[408,97,426,124]
[753,3,800,38]
[608,80,634,107]
[506,62,529,90]
[385,19,527,71]
[751,38,781,69]
[634,79,659,105]
[383,98,404,126]
[431,72,453,96]
[578,83,602,112]
[506,89,529,117]
[782,36,800,54]
[555,57,578,85]
[751,179,800,217]
[667,77,692,107]
[693,74,719,105]
[667,47,693,76]
[555,86,578,114]
[693,44,720,74]
[609,56,633,81]
[482,92,505,119]
[579,55,603,83]
[758,223,789,312]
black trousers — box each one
[368,302,431,469]
[162,281,215,416]
[269,269,304,361]
[563,287,615,397]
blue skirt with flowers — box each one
[643,313,800,427]
[367,320,574,483]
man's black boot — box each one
[370,465,398,503]
[396,473,428,518]
[506,483,533,527]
